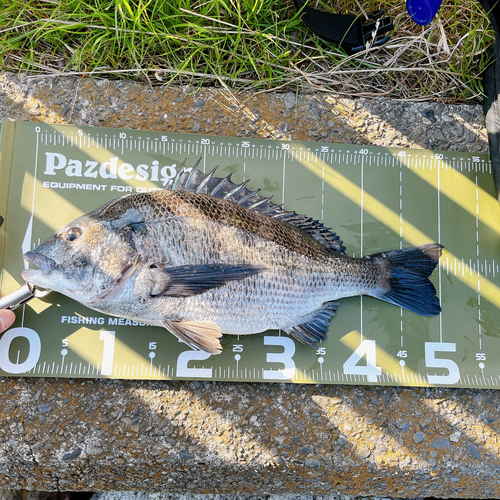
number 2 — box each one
[176,351,213,378]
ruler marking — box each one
[400,162,404,343]
[476,175,482,352]
[282,150,286,205]
[360,155,364,341]
[438,160,442,343]
[321,163,325,220]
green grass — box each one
[0,0,495,101]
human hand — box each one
[0,308,15,333]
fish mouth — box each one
[22,251,56,276]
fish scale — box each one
[129,217,335,333]
[125,190,336,261]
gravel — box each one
[430,437,451,450]
[284,92,296,109]
[37,404,52,413]
[413,432,426,444]
[468,443,481,459]
[62,448,82,461]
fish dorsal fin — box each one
[284,301,339,348]
[161,319,222,354]
[166,159,345,254]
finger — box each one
[0,309,16,332]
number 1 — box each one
[99,331,115,376]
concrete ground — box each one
[0,72,498,498]
[0,492,426,500]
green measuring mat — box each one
[0,119,499,388]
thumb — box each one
[0,309,16,332]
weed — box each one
[0,0,494,101]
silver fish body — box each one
[22,161,443,354]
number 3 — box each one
[263,336,296,380]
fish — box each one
[22,159,443,355]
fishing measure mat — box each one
[0,119,499,388]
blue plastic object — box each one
[406,0,443,25]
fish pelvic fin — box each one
[370,243,443,316]
[162,320,222,355]
[284,301,339,347]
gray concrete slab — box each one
[0,72,497,498]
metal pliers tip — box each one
[0,284,52,311]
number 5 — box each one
[425,342,460,385]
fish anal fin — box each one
[161,320,222,354]
[285,301,339,347]
[150,263,266,297]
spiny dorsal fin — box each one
[166,159,345,254]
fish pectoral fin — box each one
[284,301,339,348]
[161,320,222,355]
[150,263,266,297]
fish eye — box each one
[64,227,82,242]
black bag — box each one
[293,0,393,54]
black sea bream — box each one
[22,160,443,354]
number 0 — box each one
[0,328,41,374]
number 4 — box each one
[343,340,381,382]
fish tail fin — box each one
[370,243,443,316]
